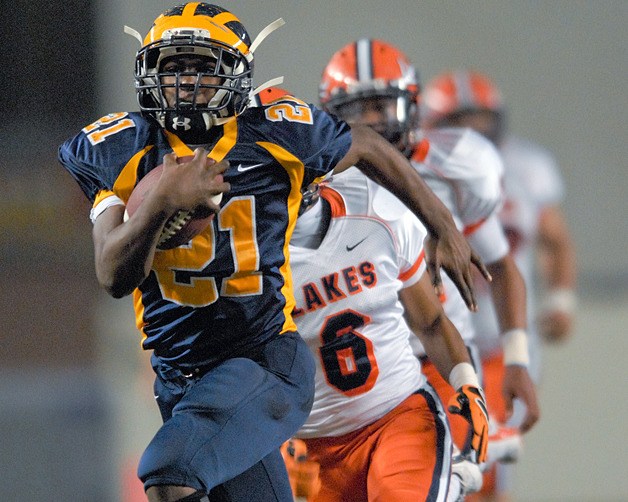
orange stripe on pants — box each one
[467,352,506,501]
[421,358,472,451]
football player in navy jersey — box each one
[58,3,489,502]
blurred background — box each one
[1,0,626,500]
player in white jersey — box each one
[318,39,540,475]
[289,167,489,502]
[421,70,578,502]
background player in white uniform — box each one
[421,70,578,502]
[317,39,539,470]
[289,166,489,502]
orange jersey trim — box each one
[164,119,237,161]
[399,249,425,283]
[463,217,488,236]
[411,138,430,163]
[93,189,117,209]
[134,288,148,345]
[319,186,346,217]
[113,145,155,203]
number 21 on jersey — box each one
[152,196,262,308]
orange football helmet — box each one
[421,70,505,142]
[319,39,420,153]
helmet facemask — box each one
[421,70,505,144]
[327,88,417,156]
[135,29,253,143]
[434,109,505,145]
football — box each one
[124,156,222,250]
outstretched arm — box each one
[400,273,470,377]
[486,254,540,433]
[335,124,490,310]
[401,273,489,463]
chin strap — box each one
[248,18,285,57]
[124,25,143,46]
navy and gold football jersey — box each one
[59,97,352,371]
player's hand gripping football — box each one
[159,147,230,216]
[448,385,490,464]
[425,234,491,312]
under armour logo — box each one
[172,116,192,130]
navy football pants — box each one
[138,332,315,500]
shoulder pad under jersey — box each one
[238,99,352,181]
[418,127,504,225]
[500,135,565,205]
[58,112,159,202]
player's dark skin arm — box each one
[92,148,229,298]
[335,124,490,310]
[486,255,540,432]
[400,273,471,379]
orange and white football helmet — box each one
[421,70,505,143]
[319,39,420,154]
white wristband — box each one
[502,328,530,367]
[539,288,577,316]
[449,362,480,390]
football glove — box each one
[448,385,489,463]
[280,439,321,500]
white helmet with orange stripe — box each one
[421,70,505,144]
[319,38,420,155]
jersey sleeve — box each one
[58,134,110,204]
[535,156,565,207]
[300,107,352,181]
[58,112,149,204]
[466,212,510,264]
[250,100,353,186]
[507,137,565,207]
[392,211,427,288]
[423,128,505,228]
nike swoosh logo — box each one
[237,163,265,172]
[346,237,367,251]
